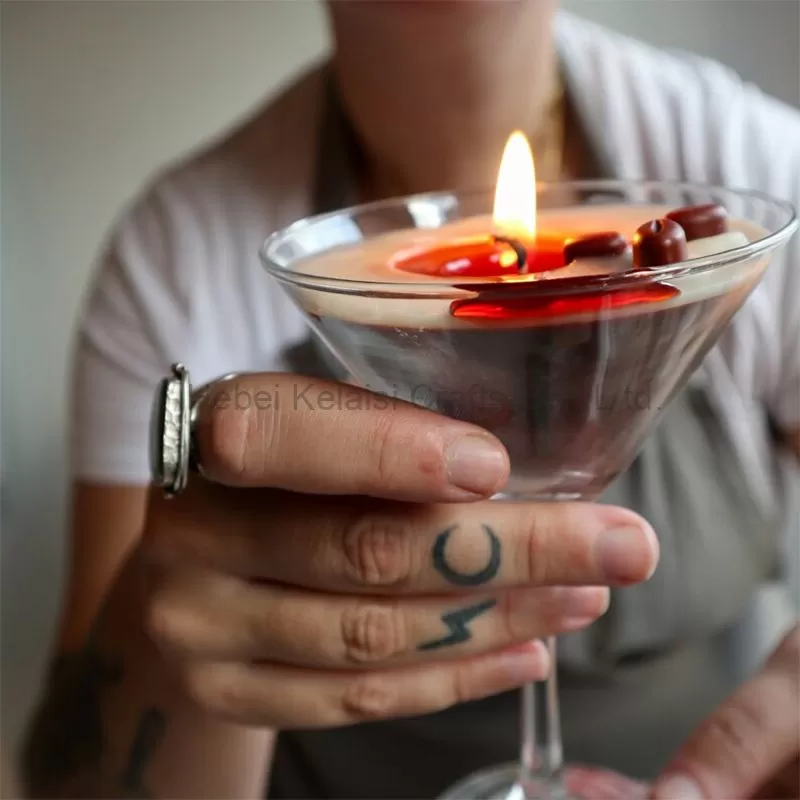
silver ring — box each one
[149,363,240,498]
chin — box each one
[378,0,534,7]
[327,0,556,37]
[331,0,539,14]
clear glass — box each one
[262,180,797,800]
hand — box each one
[140,373,659,729]
[652,624,800,799]
[563,766,649,799]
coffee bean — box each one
[633,219,689,268]
[666,204,728,241]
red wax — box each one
[526,248,568,273]
[390,227,679,321]
[450,284,679,321]
[391,234,566,278]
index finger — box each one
[193,373,509,502]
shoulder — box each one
[81,65,325,379]
[557,11,800,192]
[71,67,326,482]
[112,62,325,268]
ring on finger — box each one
[149,363,242,498]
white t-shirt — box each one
[71,12,799,516]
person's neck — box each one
[328,1,560,199]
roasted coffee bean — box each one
[633,219,689,268]
[666,204,728,241]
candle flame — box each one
[492,130,536,242]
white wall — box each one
[2,0,798,762]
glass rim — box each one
[260,179,798,298]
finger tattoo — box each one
[432,524,501,587]
[417,599,498,651]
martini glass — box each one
[261,180,797,800]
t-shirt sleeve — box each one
[70,184,190,484]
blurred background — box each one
[2,0,799,769]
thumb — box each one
[651,625,799,799]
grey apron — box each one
[266,68,784,798]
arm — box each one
[54,482,149,650]
[21,482,274,799]
[23,174,277,797]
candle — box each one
[392,132,567,278]
[289,132,757,330]
[263,169,775,518]
[383,133,758,321]
[385,130,686,319]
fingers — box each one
[564,767,649,800]
[181,641,549,729]
[149,488,658,593]
[652,625,800,800]
[193,373,510,502]
[146,566,609,668]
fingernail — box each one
[597,525,658,583]
[561,615,602,632]
[445,435,508,495]
[559,586,610,618]
[560,588,609,631]
[501,641,549,682]
[652,774,703,799]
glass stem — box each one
[519,636,563,797]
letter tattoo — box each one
[118,708,167,798]
[432,525,501,586]
[21,625,167,798]
[21,645,123,797]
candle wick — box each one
[493,235,528,273]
